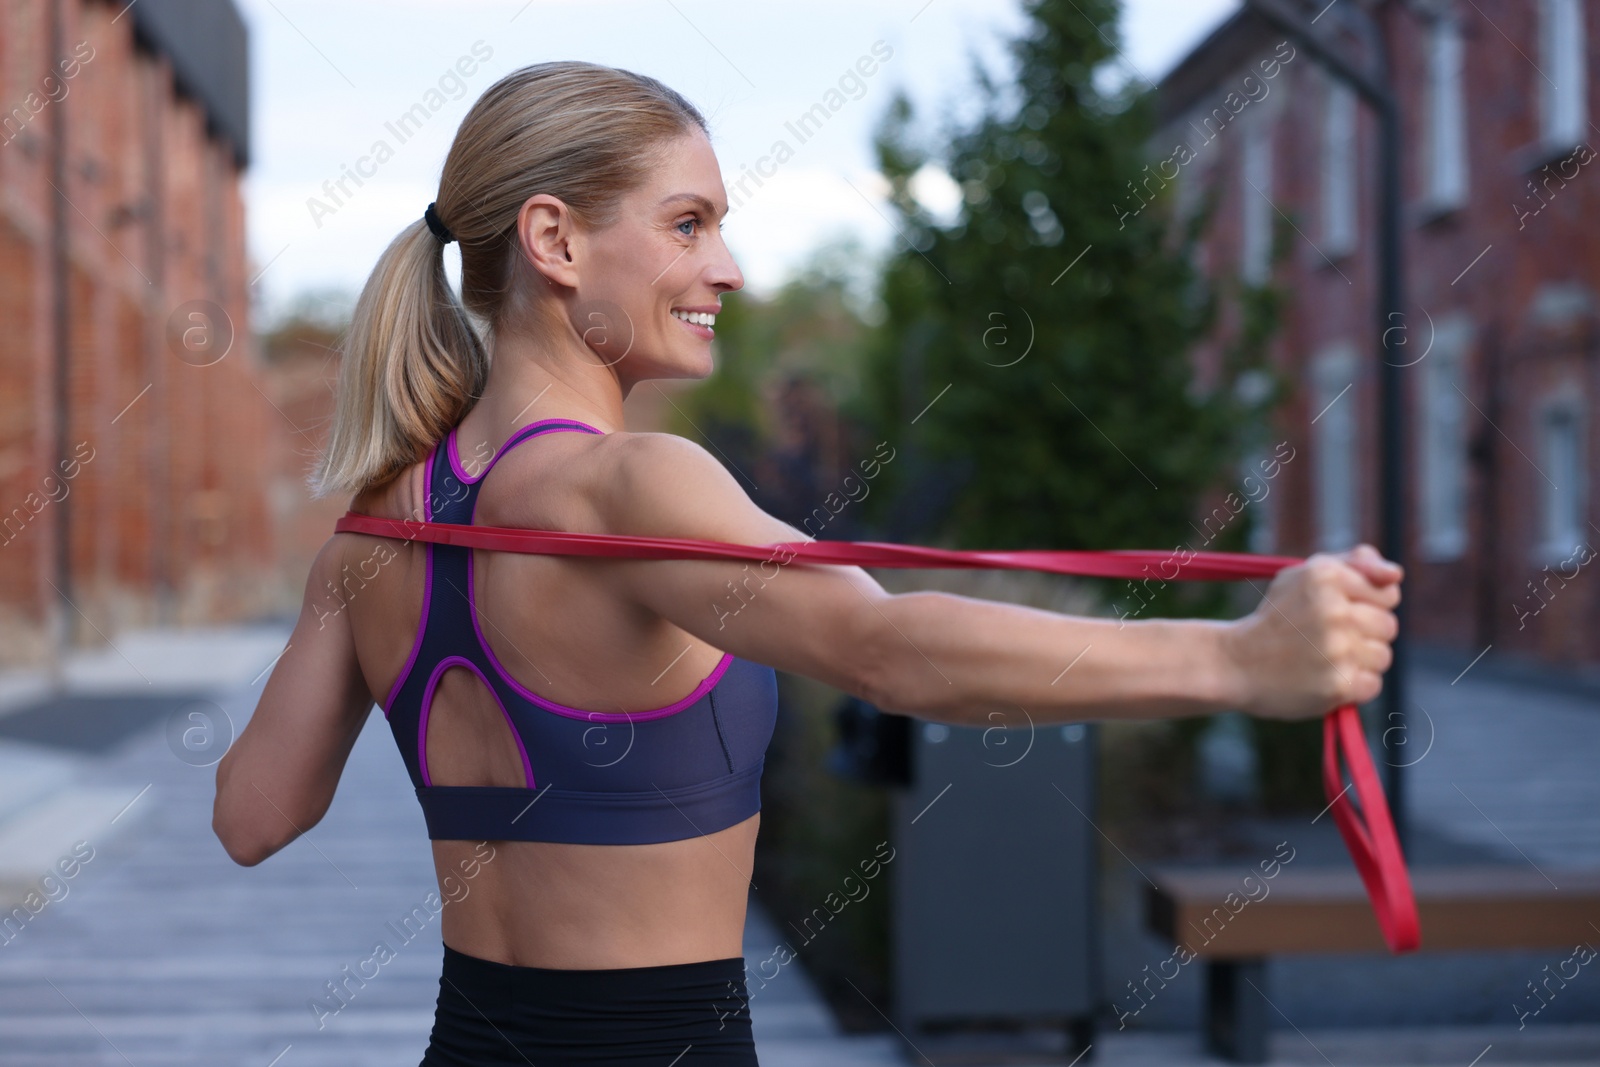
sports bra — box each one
[379,417,779,845]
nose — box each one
[709,235,744,294]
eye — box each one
[676,216,700,236]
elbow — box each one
[211,760,282,867]
[846,593,945,720]
[212,802,273,866]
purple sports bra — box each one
[379,418,778,844]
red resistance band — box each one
[335,510,1422,954]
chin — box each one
[626,350,715,384]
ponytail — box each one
[307,218,488,499]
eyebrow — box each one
[659,192,728,220]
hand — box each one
[1223,543,1403,721]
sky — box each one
[236,0,1239,328]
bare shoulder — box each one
[575,430,780,541]
[348,460,429,523]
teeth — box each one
[671,309,716,327]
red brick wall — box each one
[0,0,288,666]
[1166,0,1600,667]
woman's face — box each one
[548,129,743,386]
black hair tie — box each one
[423,201,456,244]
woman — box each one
[211,61,1401,1065]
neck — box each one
[478,323,631,434]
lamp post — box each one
[1244,0,1410,846]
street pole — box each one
[1244,0,1410,848]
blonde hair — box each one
[307,61,708,500]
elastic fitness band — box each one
[334,510,1422,954]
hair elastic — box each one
[423,201,456,244]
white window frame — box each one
[1536,390,1587,563]
[1312,343,1359,552]
[1241,124,1273,285]
[1539,0,1588,152]
[1321,78,1357,256]
[1418,316,1472,560]
[1425,15,1469,209]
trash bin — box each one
[860,710,1100,1059]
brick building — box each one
[0,0,290,668]
[1158,0,1599,666]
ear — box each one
[515,193,582,289]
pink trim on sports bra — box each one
[417,655,537,789]
[448,416,609,484]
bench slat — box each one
[1146,866,1600,956]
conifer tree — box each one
[857,0,1257,564]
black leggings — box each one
[419,942,759,1065]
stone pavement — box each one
[1408,645,1600,870]
[0,622,904,1066]
[0,624,1597,1065]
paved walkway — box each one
[0,626,1598,1065]
[0,623,902,1066]
[1409,650,1600,870]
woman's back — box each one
[345,410,772,969]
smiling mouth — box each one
[670,308,717,329]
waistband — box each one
[440,942,749,1001]
[430,942,755,1062]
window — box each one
[1419,317,1471,559]
[1539,0,1587,151]
[1241,124,1273,285]
[1537,394,1586,561]
[1312,344,1359,551]
[1321,79,1357,255]
[1425,16,1469,209]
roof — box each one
[129,0,251,169]
[1154,7,1282,128]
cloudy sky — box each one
[235,0,1238,327]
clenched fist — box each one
[1223,543,1403,721]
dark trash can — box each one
[833,699,1100,1061]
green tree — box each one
[856,0,1264,574]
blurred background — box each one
[2,0,1599,1064]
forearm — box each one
[865,591,1247,725]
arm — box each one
[582,434,1402,726]
[213,536,377,866]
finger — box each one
[1347,602,1399,643]
[1332,561,1402,608]
[1341,543,1403,585]
[1348,634,1395,676]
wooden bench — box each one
[1144,865,1600,1063]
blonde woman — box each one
[211,61,1402,1065]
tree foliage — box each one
[854,0,1272,567]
